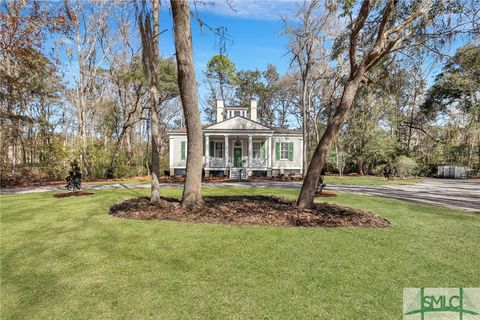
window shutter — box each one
[181,141,186,160]
[288,142,293,161]
[260,142,265,160]
[209,141,214,157]
[275,142,280,160]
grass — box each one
[323,175,421,185]
[83,174,420,186]
[1,187,478,319]
[83,177,151,186]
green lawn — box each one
[323,175,421,185]
[83,177,151,186]
[82,174,420,186]
[1,187,478,319]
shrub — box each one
[393,156,418,178]
[416,163,437,177]
[372,164,386,177]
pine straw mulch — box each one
[53,191,94,198]
[109,196,389,228]
[314,192,337,198]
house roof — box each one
[168,127,187,133]
[168,116,302,135]
[204,116,272,131]
[272,127,302,134]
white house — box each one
[168,100,303,178]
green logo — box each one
[403,288,480,319]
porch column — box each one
[248,135,253,168]
[268,136,273,168]
[205,134,209,168]
[224,135,229,167]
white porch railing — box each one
[252,158,267,167]
[207,157,267,168]
[208,157,225,168]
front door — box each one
[233,147,242,167]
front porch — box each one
[204,134,273,178]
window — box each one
[253,142,265,160]
[209,141,224,158]
[275,142,293,161]
[280,142,289,160]
[253,142,261,159]
[214,142,223,158]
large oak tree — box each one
[171,0,203,207]
[297,0,476,208]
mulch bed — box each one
[315,192,337,198]
[53,191,94,198]
[109,196,389,228]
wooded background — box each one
[1,0,478,188]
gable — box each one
[204,116,273,132]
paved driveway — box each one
[327,179,480,212]
[1,178,478,212]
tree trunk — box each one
[150,86,161,202]
[297,71,364,208]
[357,159,364,175]
[171,0,203,207]
[144,119,150,176]
[124,126,133,163]
[79,86,88,178]
[72,8,89,179]
[406,87,418,155]
[301,81,308,178]
[150,0,161,203]
[138,0,161,202]
[302,75,308,178]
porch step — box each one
[230,168,247,180]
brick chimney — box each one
[250,99,257,122]
[216,100,224,123]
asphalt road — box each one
[1,178,479,212]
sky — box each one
[53,1,298,100]
[160,0,296,104]
[48,0,472,123]
[46,0,300,122]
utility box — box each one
[437,166,467,179]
